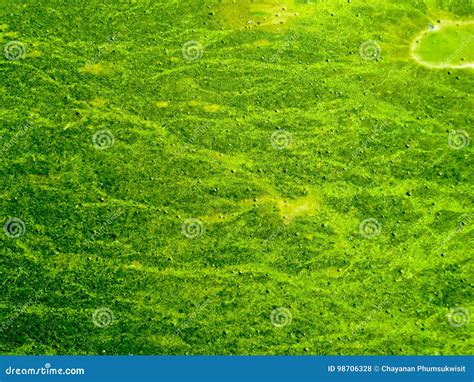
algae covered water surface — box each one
[0,0,473,355]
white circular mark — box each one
[359,40,381,61]
[181,218,204,239]
[448,130,470,149]
[359,218,381,238]
[92,307,115,328]
[3,218,26,238]
[3,41,26,60]
[447,307,470,328]
[271,130,292,150]
[181,40,203,62]
[92,130,115,150]
[270,307,292,328]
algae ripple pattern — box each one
[0,0,472,355]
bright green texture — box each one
[0,0,473,355]
[414,23,474,67]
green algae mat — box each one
[0,0,473,355]
[412,21,474,68]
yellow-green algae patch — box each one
[412,21,474,69]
